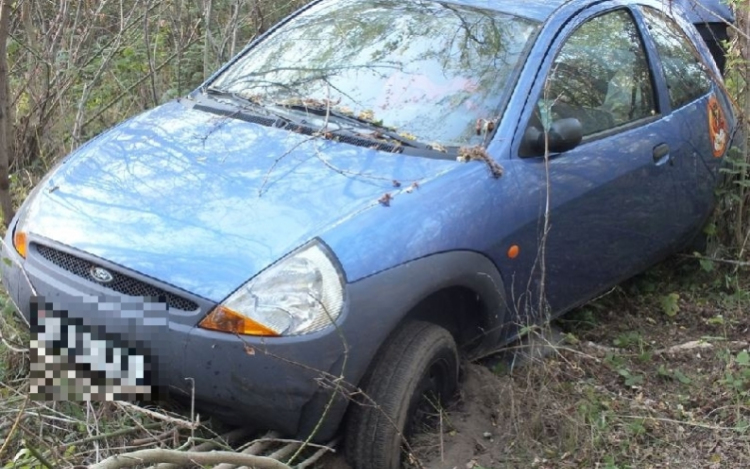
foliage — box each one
[715,0,750,255]
[4,0,308,206]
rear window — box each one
[642,6,712,109]
[211,0,540,147]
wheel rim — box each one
[404,356,454,439]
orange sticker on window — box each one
[708,95,728,158]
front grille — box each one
[35,245,199,312]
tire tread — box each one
[345,321,458,469]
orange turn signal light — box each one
[13,231,27,258]
[507,244,520,259]
[199,306,279,337]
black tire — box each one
[345,321,459,469]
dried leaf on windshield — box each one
[279,97,341,109]
[429,143,447,153]
[238,92,264,105]
[337,106,354,116]
[358,109,375,121]
[378,193,393,206]
[475,118,496,136]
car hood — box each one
[26,100,456,301]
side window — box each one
[521,9,657,156]
[641,7,712,109]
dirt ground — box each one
[325,259,750,469]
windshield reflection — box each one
[211,0,539,147]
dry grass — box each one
[394,258,750,469]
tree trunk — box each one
[0,0,16,227]
[736,0,750,249]
[203,0,214,80]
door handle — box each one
[653,143,671,165]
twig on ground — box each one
[267,441,301,462]
[439,409,444,463]
[580,341,621,355]
[184,376,196,443]
[241,437,334,452]
[130,428,178,446]
[86,401,102,462]
[114,402,198,429]
[296,437,340,469]
[678,253,750,267]
[0,394,29,461]
[150,427,254,469]
[654,340,748,355]
[0,327,27,353]
[212,432,279,469]
[24,443,54,469]
[622,415,750,432]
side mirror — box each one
[522,117,583,156]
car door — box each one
[639,6,727,233]
[503,6,690,317]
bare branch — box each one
[88,449,293,469]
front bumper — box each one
[1,232,351,440]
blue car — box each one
[2,0,740,467]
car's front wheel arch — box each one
[295,251,508,442]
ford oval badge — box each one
[90,266,114,283]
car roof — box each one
[673,0,734,24]
[439,0,570,23]
[439,0,734,24]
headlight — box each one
[199,240,344,337]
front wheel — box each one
[345,321,459,469]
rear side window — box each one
[641,7,712,109]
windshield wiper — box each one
[275,102,432,150]
[202,87,293,123]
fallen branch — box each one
[621,415,749,432]
[115,402,198,429]
[580,339,749,357]
[655,340,714,355]
[0,327,27,353]
[296,438,339,469]
[0,394,29,461]
[59,422,164,450]
[240,437,334,452]
[150,427,254,469]
[678,253,750,267]
[88,449,292,469]
[130,428,177,447]
[580,341,620,355]
[212,431,281,469]
[24,443,53,469]
[654,340,749,355]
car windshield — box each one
[210,0,540,148]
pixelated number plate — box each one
[30,307,155,401]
